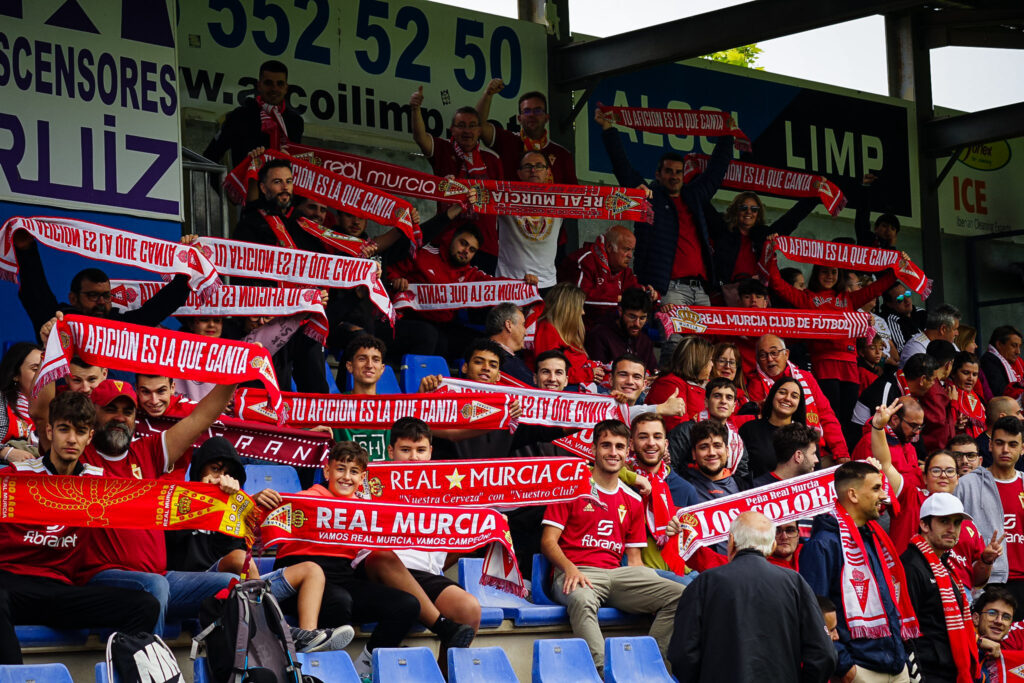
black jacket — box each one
[202,97,304,168]
[15,241,191,342]
[900,543,967,683]
[600,128,732,295]
[668,420,752,489]
[980,350,1018,398]
[669,549,836,683]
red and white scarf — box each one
[260,493,525,596]
[989,344,1021,384]
[394,281,540,312]
[520,129,548,152]
[234,388,512,431]
[195,236,395,324]
[910,534,979,683]
[750,361,822,435]
[36,315,284,421]
[771,235,931,298]
[0,217,220,299]
[657,304,875,341]
[597,104,751,151]
[833,502,919,640]
[629,457,673,545]
[683,154,846,215]
[953,387,986,438]
[256,96,290,150]
[364,457,592,507]
[261,211,367,258]
[674,466,838,559]
[109,280,329,344]
[439,377,629,428]
[450,139,489,178]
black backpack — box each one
[105,632,183,683]
[193,578,314,683]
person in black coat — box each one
[668,511,836,683]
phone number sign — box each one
[178,0,548,146]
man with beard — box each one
[752,422,820,488]
[541,419,684,675]
[585,287,657,372]
[800,461,916,683]
[683,420,741,502]
[607,353,686,423]
[852,394,928,492]
[900,493,980,683]
[485,303,533,385]
[668,378,751,488]
[69,379,240,636]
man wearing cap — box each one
[900,493,981,683]
[59,378,240,635]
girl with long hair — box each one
[533,282,606,386]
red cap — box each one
[90,379,137,408]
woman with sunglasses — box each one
[707,192,818,294]
[765,234,906,450]
[870,399,1003,587]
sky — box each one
[437,0,1024,113]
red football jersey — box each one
[0,458,103,583]
[77,434,169,580]
[947,518,985,592]
[997,474,1024,581]
[543,480,645,570]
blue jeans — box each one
[659,280,711,371]
[655,568,697,586]
[89,569,236,636]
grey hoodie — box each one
[955,467,1009,583]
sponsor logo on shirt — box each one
[580,534,623,554]
[23,529,78,548]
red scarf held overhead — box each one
[597,104,751,151]
[259,493,526,596]
[674,467,839,559]
[195,236,395,325]
[771,235,931,299]
[35,315,285,423]
[910,535,980,683]
[683,155,846,215]
[364,457,592,507]
[0,217,220,300]
[0,474,255,537]
[233,388,512,431]
[833,502,919,641]
[135,415,332,469]
[394,281,541,312]
[261,211,367,258]
[109,280,329,345]
[657,304,876,341]
[256,96,290,150]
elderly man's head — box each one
[756,335,789,377]
[727,511,775,561]
[605,225,635,273]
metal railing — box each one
[182,148,230,238]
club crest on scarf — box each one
[851,569,871,610]
[666,305,708,334]
[460,400,500,422]
[262,503,306,533]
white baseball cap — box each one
[920,492,973,521]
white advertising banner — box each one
[178,0,548,148]
[0,0,183,220]
[938,138,1024,237]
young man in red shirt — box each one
[541,419,684,674]
[0,391,159,663]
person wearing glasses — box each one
[879,283,925,355]
[474,81,577,186]
[956,416,1024,598]
[899,492,981,683]
[948,434,984,477]
[973,586,1022,679]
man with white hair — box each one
[669,511,836,682]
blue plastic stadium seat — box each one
[530,555,640,625]
[0,664,74,683]
[13,626,89,648]
[324,359,342,394]
[253,556,276,575]
[243,464,302,496]
[93,662,116,683]
[371,647,444,683]
[296,651,361,682]
[400,354,450,393]
[604,636,673,682]
[531,638,601,683]
[193,657,212,683]
[345,365,401,394]
[448,646,518,683]
[458,558,565,627]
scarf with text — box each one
[227,151,420,245]
[439,378,629,428]
[674,466,838,559]
[597,104,751,151]
[261,211,368,258]
[35,315,284,422]
[657,304,875,341]
[0,217,220,299]
[0,474,254,537]
[833,502,919,640]
[750,361,823,435]
[771,235,931,298]
[910,534,979,683]
[364,457,592,507]
[256,96,290,150]
[233,388,512,431]
[135,415,332,468]
[195,236,395,324]
[683,154,846,215]
[629,457,672,545]
[260,493,525,596]
[394,281,541,312]
[109,280,329,344]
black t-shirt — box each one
[165,530,245,572]
[739,419,780,478]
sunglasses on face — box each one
[738,205,760,213]
[895,290,913,302]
